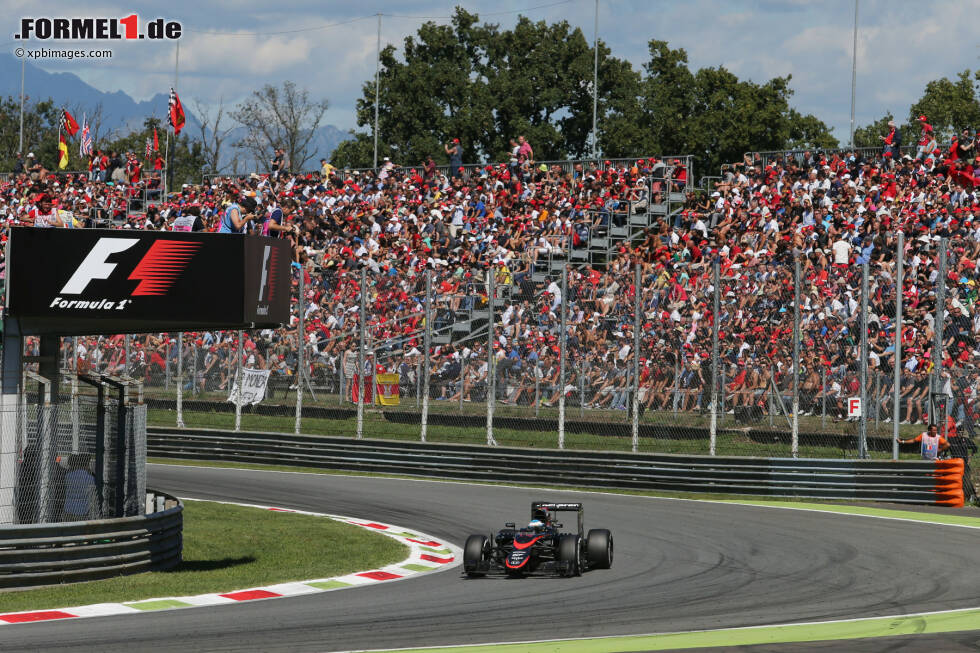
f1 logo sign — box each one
[61,238,138,294]
[847,397,862,418]
[60,237,200,296]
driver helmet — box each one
[528,519,545,530]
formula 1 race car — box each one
[463,502,613,577]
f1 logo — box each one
[61,238,139,294]
[60,237,200,295]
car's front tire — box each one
[558,533,582,577]
[586,529,613,569]
[463,534,489,577]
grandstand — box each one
[4,126,980,465]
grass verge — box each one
[0,500,407,614]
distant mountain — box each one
[0,53,201,136]
[0,53,351,169]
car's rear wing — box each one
[532,502,583,535]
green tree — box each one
[0,96,61,171]
[102,117,205,185]
[908,70,980,142]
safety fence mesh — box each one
[50,237,977,469]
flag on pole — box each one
[61,109,80,137]
[153,127,159,152]
[168,88,185,136]
[80,115,93,157]
[58,133,69,169]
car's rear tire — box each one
[558,534,582,577]
[586,529,613,569]
[464,534,489,577]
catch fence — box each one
[52,234,979,469]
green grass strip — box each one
[125,599,193,611]
[708,499,980,528]
[0,500,406,613]
[305,580,353,590]
[381,608,980,652]
[400,564,436,572]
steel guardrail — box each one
[147,428,960,505]
[0,491,183,589]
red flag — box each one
[61,109,80,137]
[153,127,159,152]
[168,88,185,136]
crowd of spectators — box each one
[10,120,980,436]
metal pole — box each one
[357,268,366,440]
[487,271,497,446]
[234,329,243,432]
[176,332,184,427]
[792,255,801,457]
[672,354,680,419]
[849,0,859,147]
[720,367,726,422]
[163,333,170,392]
[893,231,903,460]
[591,0,599,159]
[295,270,305,435]
[710,259,719,456]
[558,265,567,449]
[874,371,880,428]
[190,338,198,397]
[769,364,774,428]
[421,270,431,443]
[19,58,25,156]
[859,260,869,458]
[822,364,827,430]
[534,366,540,418]
[632,264,641,453]
[933,238,947,431]
[373,13,381,170]
[71,338,79,453]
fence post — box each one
[190,339,198,398]
[709,259,719,456]
[558,265,567,450]
[720,366,726,423]
[176,332,184,428]
[421,270,431,443]
[859,260,869,458]
[295,269,305,436]
[164,335,171,391]
[357,268,366,440]
[486,270,497,446]
[628,265,639,452]
[792,255,801,458]
[71,338,79,453]
[234,329,243,433]
[672,353,680,419]
[821,364,827,431]
[932,237,947,432]
[768,364,774,427]
[893,231,904,460]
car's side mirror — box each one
[505,522,515,528]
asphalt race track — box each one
[5,464,980,652]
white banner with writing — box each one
[228,368,271,406]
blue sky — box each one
[4,0,978,145]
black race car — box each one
[462,502,613,577]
